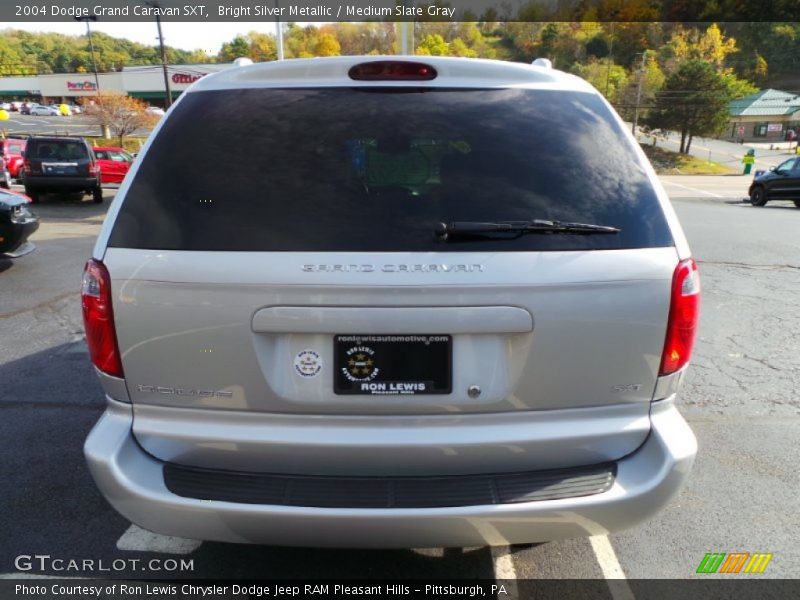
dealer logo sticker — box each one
[343,346,379,382]
[294,350,322,378]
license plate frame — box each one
[333,334,452,395]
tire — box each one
[794,200,800,208]
[92,186,103,204]
[749,187,767,206]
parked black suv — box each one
[749,157,800,207]
[23,136,102,204]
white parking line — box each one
[661,180,724,198]
[589,535,636,600]
[116,524,201,555]
[491,545,518,579]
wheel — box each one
[749,187,767,206]
[794,200,800,208]
[92,186,103,204]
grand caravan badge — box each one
[303,264,484,273]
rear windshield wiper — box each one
[435,220,621,241]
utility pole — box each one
[142,1,173,107]
[74,16,100,94]
[155,13,172,107]
[74,15,108,138]
[632,51,648,136]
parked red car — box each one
[93,146,134,184]
[1,138,27,181]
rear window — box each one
[6,143,24,154]
[109,88,673,252]
[29,140,89,161]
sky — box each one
[10,22,299,54]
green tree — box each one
[416,34,450,56]
[0,38,29,75]
[585,35,610,59]
[218,36,250,62]
[450,38,477,58]
[644,60,731,154]
[572,59,629,104]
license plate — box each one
[43,162,77,175]
[334,334,452,395]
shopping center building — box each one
[0,63,231,105]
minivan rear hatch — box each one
[99,78,679,471]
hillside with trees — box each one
[2,18,798,151]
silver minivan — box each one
[82,56,699,547]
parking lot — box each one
[1,112,151,139]
[1,176,798,583]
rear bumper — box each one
[0,218,39,257]
[84,398,696,548]
[24,176,98,190]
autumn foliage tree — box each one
[80,93,159,146]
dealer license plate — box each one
[333,334,452,395]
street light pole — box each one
[275,0,284,60]
[74,16,100,94]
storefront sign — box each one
[171,73,205,84]
[767,123,783,132]
[66,80,97,91]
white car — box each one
[50,104,72,116]
[30,105,60,116]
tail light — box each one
[659,258,700,376]
[81,259,124,378]
[22,159,31,175]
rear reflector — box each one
[349,61,437,81]
[81,259,124,378]
[659,258,700,376]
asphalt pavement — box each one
[0,179,798,584]
[0,113,152,139]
